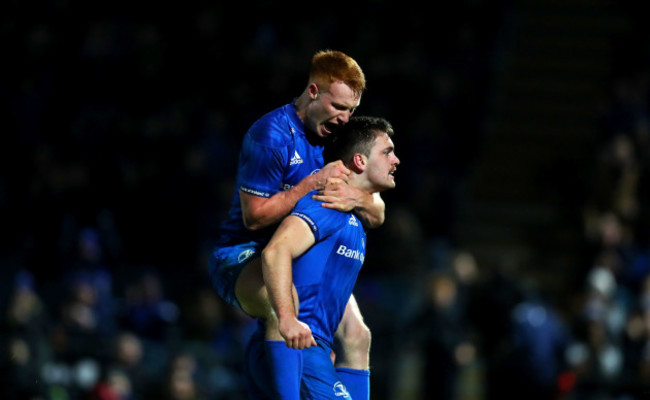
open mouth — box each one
[323,122,338,135]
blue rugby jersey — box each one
[290,193,367,347]
[216,103,325,245]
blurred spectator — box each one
[52,271,113,362]
[103,331,160,400]
[180,286,254,359]
[0,336,47,400]
[587,134,640,222]
[179,286,255,399]
[38,272,107,398]
[117,268,179,342]
[88,367,133,400]
[2,269,51,364]
[565,265,628,397]
[468,255,523,400]
[618,302,649,396]
[403,270,476,400]
[505,282,571,400]
[450,250,480,315]
[0,270,49,399]
[160,352,207,400]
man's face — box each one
[306,81,361,138]
[365,133,399,191]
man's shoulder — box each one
[294,192,321,211]
[293,194,351,225]
[247,104,296,148]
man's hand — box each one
[312,178,361,212]
[312,161,350,189]
[239,161,350,230]
[314,178,385,228]
[279,317,318,349]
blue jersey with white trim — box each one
[216,103,325,245]
[291,193,367,347]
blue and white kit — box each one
[246,193,368,399]
[208,103,325,309]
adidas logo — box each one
[290,150,303,165]
[348,215,358,226]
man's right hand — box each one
[279,317,318,349]
[312,160,350,189]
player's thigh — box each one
[235,257,272,318]
[235,257,302,320]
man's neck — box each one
[293,92,310,121]
[347,173,377,195]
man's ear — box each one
[308,83,320,100]
[352,153,367,173]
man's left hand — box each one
[312,178,360,212]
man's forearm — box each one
[261,245,297,321]
[242,175,319,230]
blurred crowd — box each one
[388,23,650,400]
[2,0,650,399]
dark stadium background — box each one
[2,1,650,399]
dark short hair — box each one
[323,116,394,164]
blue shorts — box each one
[302,339,352,399]
[244,328,352,399]
[208,240,264,310]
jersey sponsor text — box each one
[336,245,364,262]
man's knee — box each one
[334,320,370,369]
[336,297,371,357]
[336,311,371,357]
[341,320,371,352]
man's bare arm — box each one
[241,161,350,230]
[261,215,318,349]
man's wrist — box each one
[355,189,370,210]
[298,173,320,193]
[278,312,297,322]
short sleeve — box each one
[238,123,290,198]
[291,195,348,242]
